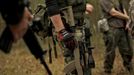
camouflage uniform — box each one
[100,0,133,73]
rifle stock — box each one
[63,61,75,74]
[74,46,83,75]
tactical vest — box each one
[57,0,86,25]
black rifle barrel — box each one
[23,28,52,75]
[48,42,52,63]
[52,33,58,58]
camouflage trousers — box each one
[103,27,133,72]
[63,27,91,75]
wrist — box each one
[56,26,65,32]
[124,15,129,20]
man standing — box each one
[100,0,133,74]
[45,0,94,75]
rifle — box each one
[60,6,83,75]
[0,4,52,74]
[0,27,52,75]
[32,4,59,63]
[52,31,58,58]
[84,27,95,68]
[0,4,53,75]
[63,20,95,75]
[23,28,52,75]
[80,26,95,69]
[48,37,52,63]
[48,34,58,63]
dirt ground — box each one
[0,0,133,75]
[0,34,133,75]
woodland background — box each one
[0,0,133,75]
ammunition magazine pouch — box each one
[98,18,109,33]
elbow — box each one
[110,11,117,17]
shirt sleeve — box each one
[45,0,60,17]
[100,0,114,13]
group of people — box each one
[0,0,134,75]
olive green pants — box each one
[103,27,133,72]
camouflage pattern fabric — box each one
[103,27,133,72]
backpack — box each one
[97,18,109,33]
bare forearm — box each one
[50,14,65,32]
[110,8,129,20]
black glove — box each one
[58,29,76,50]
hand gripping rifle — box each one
[60,6,83,75]
[62,9,95,75]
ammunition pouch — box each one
[98,18,109,33]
